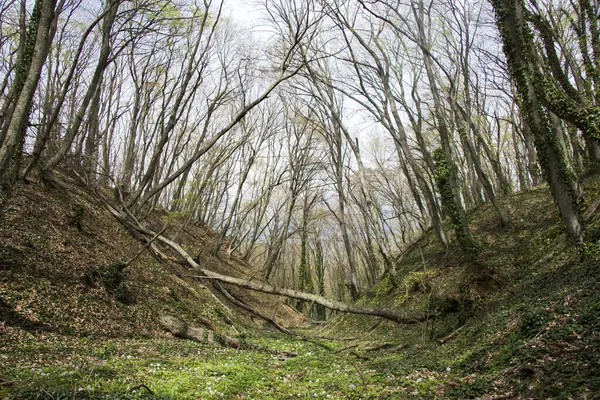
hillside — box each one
[1,177,600,399]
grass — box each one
[2,333,430,399]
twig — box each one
[334,344,359,353]
[362,343,395,352]
[128,384,154,395]
[350,351,371,360]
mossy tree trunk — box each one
[412,0,478,257]
[525,2,600,166]
[0,0,60,191]
[491,0,584,242]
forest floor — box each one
[1,176,600,399]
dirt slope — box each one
[315,181,600,399]
[0,179,301,344]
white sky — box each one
[225,0,264,28]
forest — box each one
[1,0,600,398]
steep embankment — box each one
[316,181,600,399]
[0,179,301,340]
[0,179,308,398]
[1,177,600,399]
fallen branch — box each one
[311,335,359,342]
[334,344,359,353]
[389,344,409,353]
[128,384,154,395]
[362,343,395,352]
[350,351,370,360]
[438,326,465,345]
[124,223,169,268]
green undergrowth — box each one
[2,178,600,399]
[315,183,600,399]
[2,332,441,399]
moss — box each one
[433,148,479,258]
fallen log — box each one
[158,314,241,348]
[181,274,429,324]
[158,314,297,358]
[104,201,431,325]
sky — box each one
[225,0,264,28]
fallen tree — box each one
[181,273,429,324]
[158,314,241,348]
[104,199,431,325]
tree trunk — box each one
[491,0,584,241]
[42,0,119,175]
[0,0,59,188]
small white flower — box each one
[348,384,355,390]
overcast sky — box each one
[225,0,263,28]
